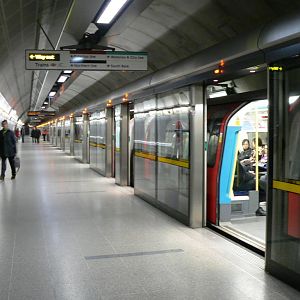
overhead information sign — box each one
[27,111,56,117]
[25,50,148,71]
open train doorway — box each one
[207,99,268,249]
[206,76,268,250]
[222,101,268,246]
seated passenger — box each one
[252,137,263,161]
[260,144,268,164]
[237,161,255,191]
[238,139,252,166]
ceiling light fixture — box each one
[57,75,68,83]
[97,0,129,24]
[63,70,73,74]
[49,92,56,97]
[289,95,299,105]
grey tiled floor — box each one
[0,140,299,300]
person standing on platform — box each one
[14,127,20,142]
[36,127,41,143]
[42,128,48,141]
[31,127,36,143]
[21,126,25,143]
[0,120,17,180]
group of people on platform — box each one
[30,127,49,143]
[31,127,41,143]
[236,137,268,216]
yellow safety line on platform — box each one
[74,140,82,143]
[158,157,189,169]
[134,151,189,168]
[89,142,106,149]
[273,180,300,194]
[134,151,156,161]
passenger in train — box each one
[238,139,252,163]
[251,137,263,161]
[237,160,255,191]
[0,120,17,180]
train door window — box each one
[207,118,222,167]
[218,100,268,248]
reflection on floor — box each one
[0,139,299,299]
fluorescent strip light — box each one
[44,101,49,105]
[97,0,129,24]
[289,95,299,105]
[57,75,68,83]
[210,91,227,98]
[49,92,56,97]
[63,70,72,74]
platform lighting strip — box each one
[97,0,129,24]
[57,75,68,83]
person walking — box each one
[14,127,20,142]
[42,128,48,141]
[31,127,36,143]
[36,127,41,143]
[21,126,25,143]
[0,120,17,180]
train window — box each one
[207,118,222,167]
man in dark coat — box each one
[0,120,17,180]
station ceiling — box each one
[1,0,300,120]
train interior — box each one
[219,100,268,247]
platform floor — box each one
[0,139,299,300]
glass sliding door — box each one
[156,90,190,220]
[134,98,157,201]
[74,116,83,161]
[97,111,106,174]
[64,119,71,154]
[266,59,300,290]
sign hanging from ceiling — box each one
[25,50,148,71]
[27,111,56,117]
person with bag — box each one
[0,120,17,180]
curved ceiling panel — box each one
[57,0,300,114]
